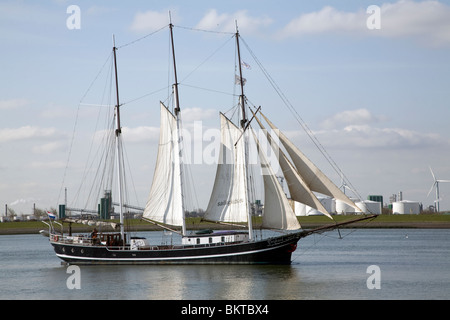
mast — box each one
[235,24,253,240]
[112,35,125,244]
[235,25,247,129]
[169,17,186,235]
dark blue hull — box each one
[50,232,302,265]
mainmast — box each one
[112,35,125,244]
[169,18,186,236]
[235,24,253,240]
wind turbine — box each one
[339,172,356,196]
[427,167,450,212]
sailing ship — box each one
[46,22,376,265]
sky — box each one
[1,0,450,216]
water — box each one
[1,229,449,300]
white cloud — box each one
[0,98,30,110]
[30,161,66,169]
[295,108,448,149]
[32,141,65,154]
[281,1,450,46]
[180,107,216,123]
[0,126,58,142]
[282,6,364,36]
[195,9,273,34]
[129,10,172,33]
[339,125,444,148]
[121,126,160,143]
[378,0,450,46]
[311,123,447,149]
[320,108,382,129]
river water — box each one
[0,228,449,300]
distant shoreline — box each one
[1,215,450,235]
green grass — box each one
[297,213,450,224]
[1,214,450,235]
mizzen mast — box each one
[112,35,125,244]
[235,23,253,240]
[235,25,247,129]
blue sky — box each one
[1,0,450,215]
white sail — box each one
[260,111,359,212]
[143,102,184,227]
[252,129,301,230]
[204,113,249,223]
[253,115,331,218]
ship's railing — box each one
[50,233,95,245]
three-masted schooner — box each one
[46,23,376,265]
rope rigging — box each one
[58,21,366,225]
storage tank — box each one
[356,200,381,215]
[335,199,355,215]
[294,199,332,216]
[392,200,420,214]
[294,201,307,216]
[318,196,335,214]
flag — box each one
[241,61,251,69]
[235,75,247,86]
[47,211,56,220]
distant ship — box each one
[46,22,376,265]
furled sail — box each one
[259,111,359,212]
[143,102,184,226]
[253,114,331,218]
[204,113,249,223]
[251,128,301,230]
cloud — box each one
[282,6,364,36]
[30,161,66,169]
[311,123,447,150]
[302,108,448,149]
[32,141,66,154]
[0,126,58,142]
[121,126,160,143]
[195,9,273,34]
[281,1,450,46]
[377,0,450,46]
[129,10,172,33]
[180,107,216,123]
[338,125,445,148]
[0,98,30,110]
[320,108,382,129]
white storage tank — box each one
[335,199,355,215]
[318,196,335,214]
[294,201,307,216]
[294,198,333,216]
[356,200,381,215]
[307,196,336,216]
[393,200,420,214]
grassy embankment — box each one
[1,214,450,235]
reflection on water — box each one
[1,229,450,300]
